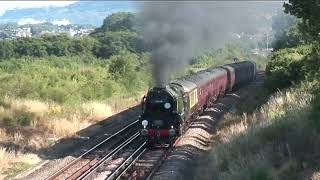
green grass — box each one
[4,162,33,180]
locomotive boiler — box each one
[139,61,257,147]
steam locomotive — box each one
[139,61,257,147]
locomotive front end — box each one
[140,86,180,146]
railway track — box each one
[82,137,146,180]
[123,136,183,179]
[46,120,141,180]
[105,142,146,180]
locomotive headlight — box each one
[164,102,171,109]
[142,120,148,128]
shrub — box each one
[2,109,34,126]
[266,43,313,91]
[0,54,150,105]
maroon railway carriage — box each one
[139,61,257,147]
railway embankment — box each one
[192,78,320,179]
[148,72,268,180]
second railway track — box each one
[81,136,146,180]
[46,120,141,180]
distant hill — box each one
[0,1,135,26]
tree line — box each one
[0,12,145,60]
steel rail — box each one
[78,132,140,180]
[46,119,139,180]
[106,142,147,180]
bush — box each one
[266,44,313,91]
[2,109,34,126]
[0,54,150,104]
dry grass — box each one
[0,96,141,147]
[105,93,144,113]
[9,98,50,116]
[0,147,41,178]
[194,88,319,180]
[46,117,91,138]
[0,93,143,178]
[0,95,140,138]
[0,128,7,139]
[81,102,113,120]
[220,90,312,142]
[311,172,320,180]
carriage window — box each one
[189,89,198,108]
[195,90,198,104]
[189,92,194,108]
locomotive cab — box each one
[140,86,182,145]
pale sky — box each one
[0,1,77,16]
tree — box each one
[44,34,71,56]
[99,12,136,32]
[68,37,98,56]
[0,40,14,59]
[271,11,307,50]
[284,0,320,37]
[93,31,143,58]
[13,38,48,57]
[108,51,138,79]
[107,51,147,92]
[90,12,146,58]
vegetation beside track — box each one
[194,1,320,179]
[194,81,320,180]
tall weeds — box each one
[195,88,319,180]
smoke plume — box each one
[138,1,281,87]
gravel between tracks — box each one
[151,72,266,180]
[15,106,141,180]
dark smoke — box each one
[138,1,282,87]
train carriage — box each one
[225,61,256,87]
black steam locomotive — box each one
[139,61,257,147]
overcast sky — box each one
[0,1,77,16]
